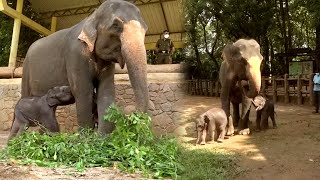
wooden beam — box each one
[160,0,169,31]
[51,16,57,32]
[145,41,185,50]
[0,0,52,35]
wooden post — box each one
[51,16,57,32]
[272,76,277,102]
[297,74,302,105]
[8,0,24,68]
[215,81,220,97]
[261,76,266,94]
[284,74,289,103]
[309,73,314,105]
[209,80,214,96]
[199,79,203,95]
[204,80,208,96]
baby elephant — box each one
[8,86,74,141]
[195,108,228,145]
[251,94,277,131]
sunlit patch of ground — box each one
[177,96,320,180]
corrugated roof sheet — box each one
[27,0,185,44]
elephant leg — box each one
[226,115,234,136]
[217,125,226,143]
[256,111,262,131]
[270,112,277,128]
[238,97,251,135]
[261,110,269,130]
[207,122,215,144]
[8,109,30,142]
[232,102,240,127]
[97,64,116,135]
[200,125,207,145]
[67,59,95,130]
[40,108,60,133]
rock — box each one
[148,83,160,92]
[148,100,155,111]
[152,113,172,127]
[124,105,136,114]
[160,102,171,112]
[166,123,178,133]
[164,91,175,102]
[149,92,158,97]
[172,112,182,124]
[162,84,171,93]
[125,89,134,95]
[158,93,167,104]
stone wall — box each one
[0,65,187,135]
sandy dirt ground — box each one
[177,96,320,180]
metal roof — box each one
[27,0,185,44]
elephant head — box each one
[195,114,209,145]
[222,39,263,98]
[47,86,74,106]
[251,94,266,111]
[77,0,149,112]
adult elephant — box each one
[219,39,263,135]
[21,0,149,135]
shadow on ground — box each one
[177,96,320,180]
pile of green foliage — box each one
[2,104,178,179]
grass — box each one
[177,144,239,180]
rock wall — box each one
[0,66,187,135]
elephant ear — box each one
[222,43,242,65]
[78,13,98,52]
[46,89,60,107]
[203,115,210,124]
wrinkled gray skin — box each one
[252,95,277,131]
[195,108,228,145]
[8,86,74,141]
[21,0,149,135]
[219,39,263,135]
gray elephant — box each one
[8,86,74,141]
[219,39,263,135]
[21,0,149,135]
[195,108,228,145]
[251,94,277,131]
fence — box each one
[187,74,314,105]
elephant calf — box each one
[8,86,74,141]
[251,94,277,131]
[195,108,228,145]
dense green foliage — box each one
[2,105,178,179]
[184,0,320,77]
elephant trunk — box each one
[120,20,149,112]
[246,58,262,98]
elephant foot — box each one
[226,127,234,136]
[273,126,277,129]
[224,136,229,139]
[200,141,206,145]
[238,128,251,135]
[255,128,261,132]
[217,138,223,143]
[207,140,214,144]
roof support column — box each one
[8,0,24,68]
[51,16,57,32]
